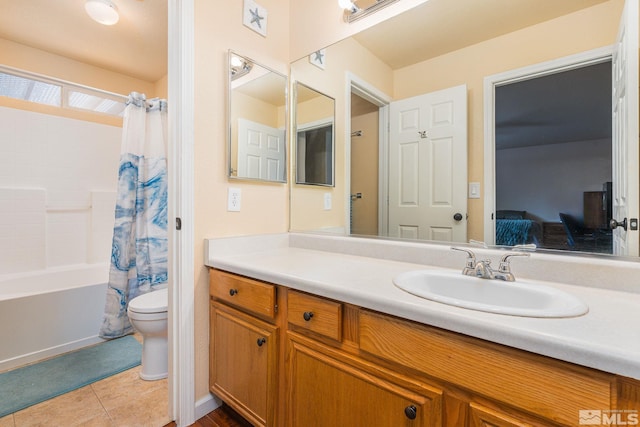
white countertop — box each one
[205,233,640,379]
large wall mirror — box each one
[228,51,287,183]
[294,82,335,186]
[289,0,640,258]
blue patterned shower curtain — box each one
[99,93,168,339]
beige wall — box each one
[0,38,160,126]
[193,0,290,401]
[393,0,624,241]
[350,110,379,235]
[290,37,393,233]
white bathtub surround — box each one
[205,232,640,380]
[0,106,121,275]
[0,188,46,274]
[0,263,109,372]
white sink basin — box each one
[393,270,588,318]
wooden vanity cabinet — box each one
[287,332,443,427]
[285,289,442,426]
[209,270,640,427]
[209,269,281,427]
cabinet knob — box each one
[404,405,417,420]
[303,311,314,321]
[256,337,266,347]
[229,289,238,296]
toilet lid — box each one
[128,288,168,313]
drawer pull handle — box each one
[229,289,238,296]
[404,405,417,420]
[303,311,314,321]
[256,337,266,347]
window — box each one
[0,72,61,106]
[0,67,126,117]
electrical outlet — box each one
[323,193,332,210]
[228,188,241,211]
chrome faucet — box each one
[451,247,530,282]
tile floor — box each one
[0,337,170,427]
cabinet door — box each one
[287,334,441,427]
[469,403,544,427]
[210,302,278,427]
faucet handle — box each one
[498,252,530,272]
[451,247,476,269]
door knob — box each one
[453,213,463,221]
[610,218,628,230]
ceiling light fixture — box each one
[338,0,359,14]
[340,0,400,23]
[230,55,253,81]
[85,0,120,26]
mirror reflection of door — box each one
[495,62,613,255]
[350,94,379,236]
[611,0,639,256]
[237,118,285,181]
[388,85,468,242]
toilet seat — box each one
[128,288,168,314]
[128,288,168,321]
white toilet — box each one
[127,287,168,380]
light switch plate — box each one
[228,188,241,211]
[469,182,480,199]
[323,193,332,210]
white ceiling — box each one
[353,0,609,69]
[0,0,168,82]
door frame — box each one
[168,0,196,425]
[346,73,392,235]
[483,46,613,245]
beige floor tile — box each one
[106,386,170,427]
[91,366,167,412]
[13,386,110,427]
[0,414,15,427]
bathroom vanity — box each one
[206,233,640,427]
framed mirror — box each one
[294,82,335,187]
[289,0,640,258]
[228,51,287,183]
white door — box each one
[388,85,467,242]
[612,0,639,256]
[237,118,285,181]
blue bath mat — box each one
[0,335,141,417]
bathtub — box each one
[0,263,109,372]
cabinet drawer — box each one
[359,310,612,426]
[287,290,342,341]
[209,269,276,319]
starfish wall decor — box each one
[243,0,268,37]
[309,49,327,70]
